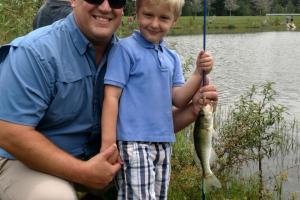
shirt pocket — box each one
[46,69,94,123]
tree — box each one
[297,0,300,12]
[215,0,226,15]
[272,3,285,13]
[236,0,253,16]
[192,0,202,17]
[124,0,136,16]
[182,0,195,16]
[286,0,296,12]
[207,0,216,16]
[252,0,273,15]
[224,0,240,16]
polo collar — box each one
[132,30,165,52]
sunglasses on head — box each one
[84,0,126,9]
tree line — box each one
[124,0,300,16]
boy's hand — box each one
[80,144,121,189]
[100,144,123,165]
[195,50,213,75]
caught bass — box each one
[193,103,221,193]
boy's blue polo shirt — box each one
[0,13,116,159]
[105,30,185,142]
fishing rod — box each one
[201,0,207,88]
[202,0,207,200]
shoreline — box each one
[117,16,299,37]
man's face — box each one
[71,0,123,45]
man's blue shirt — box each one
[105,30,185,142]
[0,13,116,159]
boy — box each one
[101,0,214,199]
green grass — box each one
[117,16,300,37]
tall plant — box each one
[215,82,296,200]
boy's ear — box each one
[172,18,178,26]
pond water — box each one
[165,32,300,198]
[166,32,300,119]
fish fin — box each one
[211,128,218,138]
[209,148,217,163]
[203,174,222,193]
[193,148,202,169]
[191,130,202,170]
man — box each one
[33,0,72,29]
[0,0,218,199]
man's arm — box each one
[173,84,218,133]
[0,120,120,189]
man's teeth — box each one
[95,16,110,21]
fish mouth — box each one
[198,112,205,117]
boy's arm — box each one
[172,71,201,107]
[101,85,122,152]
[172,50,213,108]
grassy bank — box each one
[118,16,300,37]
[1,15,299,44]
[168,82,300,200]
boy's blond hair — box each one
[136,0,185,19]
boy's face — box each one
[136,1,177,44]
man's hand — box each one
[78,144,121,189]
[192,84,218,115]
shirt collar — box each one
[132,30,165,52]
[65,13,118,56]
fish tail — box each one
[202,174,221,193]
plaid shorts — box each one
[117,141,172,200]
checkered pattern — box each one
[117,141,172,200]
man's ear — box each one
[70,0,77,8]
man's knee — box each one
[27,179,78,200]
[0,159,78,200]
[1,179,78,200]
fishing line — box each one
[203,0,207,51]
[202,179,206,200]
